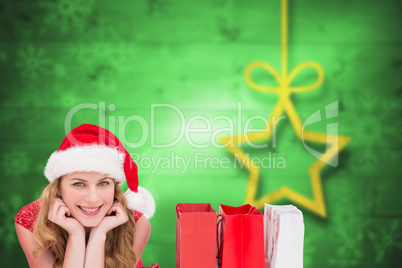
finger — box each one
[107,202,124,215]
[50,198,63,212]
[49,199,62,221]
[52,198,64,209]
[52,199,68,219]
[107,204,118,216]
[59,204,71,217]
[65,206,71,217]
[112,205,129,222]
[53,199,68,216]
[56,204,67,219]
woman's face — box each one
[58,171,115,227]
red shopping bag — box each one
[217,204,265,268]
[176,203,217,268]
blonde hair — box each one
[33,178,137,268]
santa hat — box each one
[44,124,155,218]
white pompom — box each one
[124,186,155,219]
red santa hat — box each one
[44,124,155,218]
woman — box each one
[15,124,159,268]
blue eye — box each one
[99,181,109,186]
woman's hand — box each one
[91,201,129,236]
[84,201,128,268]
[48,198,85,236]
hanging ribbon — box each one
[244,0,324,118]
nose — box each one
[84,186,100,204]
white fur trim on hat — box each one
[125,186,155,219]
[44,146,126,183]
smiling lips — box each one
[78,205,103,216]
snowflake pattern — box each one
[1,149,31,178]
[67,18,137,69]
[368,219,402,263]
[343,88,401,173]
[328,229,364,267]
[40,0,95,33]
[325,175,369,267]
[0,81,61,112]
[15,45,51,81]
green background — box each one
[1,0,401,267]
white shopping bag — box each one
[264,204,304,268]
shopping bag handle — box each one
[248,205,257,214]
[176,204,184,219]
[216,214,224,261]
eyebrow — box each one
[69,177,112,182]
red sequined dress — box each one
[15,199,159,268]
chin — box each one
[77,217,104,227]
[82,222,100,227]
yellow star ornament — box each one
[218,0,351,218]
[218,74,351,218]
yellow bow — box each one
[245,61,324,94]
